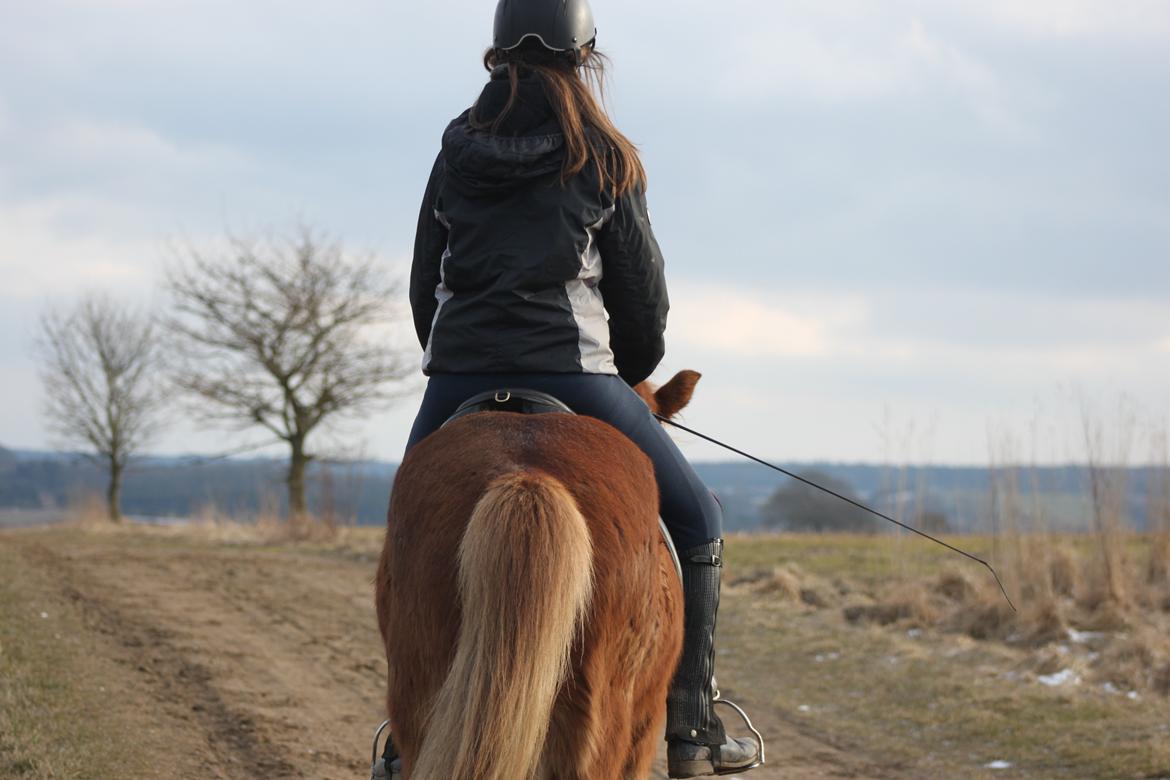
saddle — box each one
[444,388,573,426]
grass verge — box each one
[0,535,151,779]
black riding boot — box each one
[665,539,762,778]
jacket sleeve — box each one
[409,153,449,351]
[596,186,669,386]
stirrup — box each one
[712,693,766,770]
[370,720,400,778]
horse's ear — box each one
[633,381,658,413]
[653,370,701,419]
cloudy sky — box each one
[2,0,1168,464]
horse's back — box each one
[389,411,663,562]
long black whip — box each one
[654,414,1017,612]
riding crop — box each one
[653,414,1018,612]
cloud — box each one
[0,198,161,299]
[41,118,240,171]
[2,114,251,206]
[951,0,1170,40]
[667,279,1170,368]
[668,282,866,358]
[705,14,1021,133]
[655,283,1170,463]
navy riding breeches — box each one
[404,372,722,551]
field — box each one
[2,524,1169,779]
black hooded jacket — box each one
[409,68,669,386]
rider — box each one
[399,1,761,776]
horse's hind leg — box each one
[620,713,662,780]
[543,686,633,779]
[582,685,637,779]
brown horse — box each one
[375,371,702,780]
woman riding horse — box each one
[385,0,761,776]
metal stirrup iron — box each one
[370,720,396,778]
[713,693,766,769]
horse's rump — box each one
[377,412,683,780]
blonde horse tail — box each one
[410,470,594,780]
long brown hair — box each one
[470,44,646,197]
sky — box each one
[1,0,1168,465]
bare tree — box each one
[36,295,166,522]
[166,227,415,517]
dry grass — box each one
[66,492,114,528]
[725,532,1170,699]
[843,582,939,628]
[66,492,349,546]
[726,562,840,608]
[0,538,156,778]
[717,544,1170,779]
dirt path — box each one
[3,529,885,779]
[10,533,385,779]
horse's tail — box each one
[410,470,594,780]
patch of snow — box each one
[1067,628,1104,644]
[814,651,841,663]
[1100,682,1138,700]
[907,629,922,638]
[39,611,48,619]
[984,760,1013,769]
[797,704,811,713]
[1054,644,1070,655]
[1037,669,1080,687]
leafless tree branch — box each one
[165,225,417,516]
[35,295,168,521]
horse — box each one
[374,370,702,780]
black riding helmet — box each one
[493,0,597,57]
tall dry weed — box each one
[1147,427,1170,585]
[1047,544,1080,597]
[986,427,1064,633]
[68,491,115,527]
[1080,397,1135,605]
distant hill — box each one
[0,445,1159,532]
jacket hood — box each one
[442,69,566,193]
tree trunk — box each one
[107,457,124,523]
[288,441,309,518]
